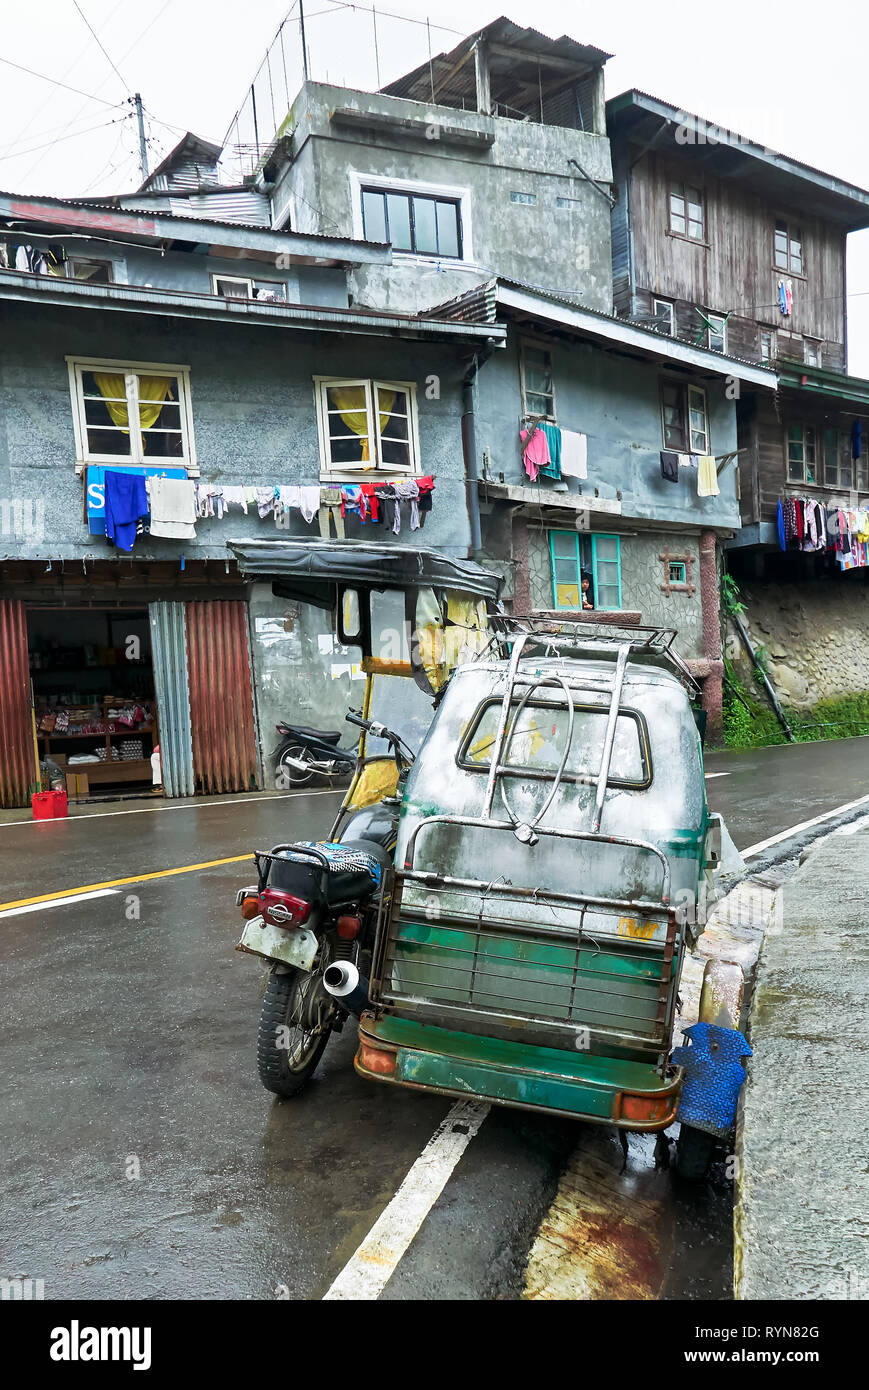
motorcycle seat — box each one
[291,726,342,744]
[267,842,382,906]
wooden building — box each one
[607,91,869,565]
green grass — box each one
[721,683,869,750]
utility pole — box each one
[133,93,149,182]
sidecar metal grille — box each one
[376,895,676,1055]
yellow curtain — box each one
[330,385,395,466]
[93,374,173,447]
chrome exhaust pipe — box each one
[322,961,370,1017]
[281,755,338,774]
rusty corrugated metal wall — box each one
[0,599,35,808]
[185,600,260,794]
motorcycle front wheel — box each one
[257,967,332,1098]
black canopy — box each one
[228,539,502,602]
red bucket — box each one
[31,792,55,820]
[31,790,68,820]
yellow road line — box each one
[0,853,254,913]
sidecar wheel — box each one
[675,1123,716,1181]
[257,968,331,1098]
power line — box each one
[0,54,119,107]
[0,103,127,157]
[72,0,129,94]
[0,115,127,164]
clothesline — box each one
[777,495,869,570]
[91,468,436,554]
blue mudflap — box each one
[671,1021,752,1139]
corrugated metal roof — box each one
[426,274,777,378]
[0,187,386,247]
[0,266,508,342]
[383,16,610,106]
[607,89,869,227]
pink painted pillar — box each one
[699,530,724,743]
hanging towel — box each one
[104,470,149,553]
[146,477,196,539]
[679,453,696,468]
[520,424,550,482]
[696,455,719,497]
[660,450,679,483]
[539,422,562,480]
[560,429,587,479]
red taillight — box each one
[259,888,312,928]
[336,914,362,940]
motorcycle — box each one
[272,719,359,788]
[237,710,415,1098]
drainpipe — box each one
[462,347,495,559]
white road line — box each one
[322,1099,490,1301]
[742,791,869,859]
[0,788,341,829]
[704,771,730,779]
[0,888,121,919]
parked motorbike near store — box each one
[271,720,359,787]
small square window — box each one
[669,561,687,585]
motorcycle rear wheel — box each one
[276,742,315,789]
[257,967,332,1098]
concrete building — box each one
[0,189,504,807]
[427,276,776,734]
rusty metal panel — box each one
[148,601,195,798]
[0,599,34,808]
[186,600,260,795]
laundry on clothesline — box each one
[519,420,588,483]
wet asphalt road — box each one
[1,735,867,1300]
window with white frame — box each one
[652,298,675,336]
[774,219,803,275]
[704,311,727,353]
[804,338,822,368]
[661,380,710,454]
[67,358,196,469]
[669,182,703,240]
[360,185,462,259]
[786,424,817,484]
[314,378,419,474]
[760,328,777,363]
[211,273,286,302]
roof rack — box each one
[489,616,699,694]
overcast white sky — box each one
[3,0,868,369]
